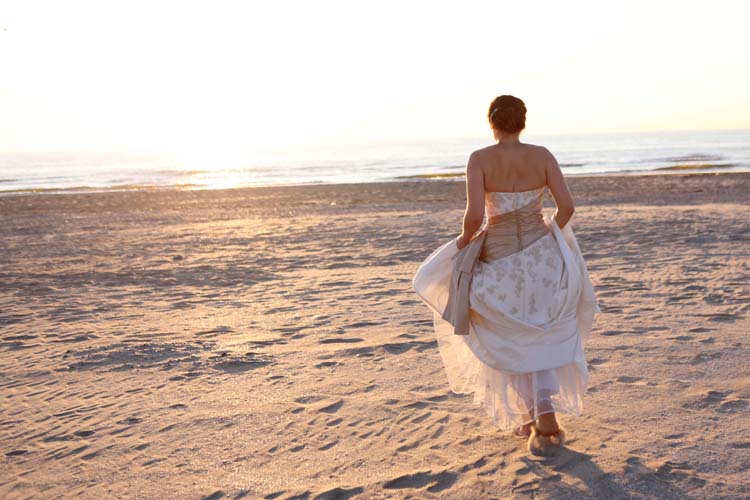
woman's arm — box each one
[543,148,575,230]
[457,152,485,250]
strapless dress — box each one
[412,186,601,430]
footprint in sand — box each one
[717,399,749,413]
[311,486,364,498]
[318,337,364,344]
[396,440,422,452]
[318,440,338,451]
[616,376,644,384]
[668,335,695,341]
[601,329,628,336]
[314,360,340,368]
[200,491,225,500]
[682,390,729,410]
[318,400,344,414]
[626,457,708,489]
[411,412,432,424]
[212,353,273,373]
[588,357,607,367]
[383,470,458,493]
[345,320,383,328]
[116,416,143,426]
[326,417,343,427]
[382,340,435,355]
[294,395,326,405]
[690,351,723,364]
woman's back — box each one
[473,143,550,192]
[469,142,575,230]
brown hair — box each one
[488,95,526,133]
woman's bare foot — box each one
[527,412,566,456]
[528,424,567,456]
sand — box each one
[1,171,749,499]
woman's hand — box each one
[455,234,471,250]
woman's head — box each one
[488,95,526,134]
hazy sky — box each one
[1,0,749,158]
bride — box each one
[412,95,600,456]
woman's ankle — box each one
[534,414,560,435]
[535,424,560,436]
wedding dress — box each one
[412,186,600,430]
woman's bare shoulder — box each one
[519,144,557,169]
[469,144,496,157]
[522,142,554,155]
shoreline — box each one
[1,169,749,199]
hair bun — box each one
[488,95,526,133]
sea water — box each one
[0,128,748,193]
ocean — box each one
[1,128,748,193]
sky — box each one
[1,0,749,160]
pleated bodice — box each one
[480,187,550,262]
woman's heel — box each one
[527,424,566,456]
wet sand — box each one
[1,171,749,499]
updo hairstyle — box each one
[488,95,526,133]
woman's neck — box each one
[493,130,522,145]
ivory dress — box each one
[412,186,600,430]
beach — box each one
[1,171,749,499]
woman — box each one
[412,95,600,456]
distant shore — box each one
[397,163,743,180]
